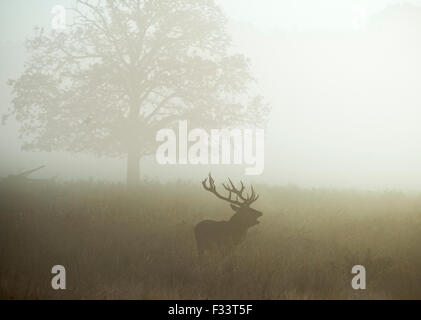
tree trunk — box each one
[126,98,142,188]
[126,149,140,188]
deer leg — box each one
[195,239,205,261]
[197,247,204,260]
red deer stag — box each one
[195,173,262,258]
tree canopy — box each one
[8,0,269,185]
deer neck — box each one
[228,215,250,234]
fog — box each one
[1,0,421,191]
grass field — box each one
[1,180,421,299]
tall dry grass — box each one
[1,180,421,299]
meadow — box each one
[1,180,421,299]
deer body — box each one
[195,219,246,256]
[195,174,262,258]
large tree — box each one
[8,0,268,186]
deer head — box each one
[202,173,262,227]
[201,173,262,227]
[202,173,262,218]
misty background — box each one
[1,0,421,191]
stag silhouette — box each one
[194,173,262,258]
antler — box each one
[202,173,259,206]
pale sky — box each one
[217,0,418,31]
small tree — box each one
[7,0,268,186]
